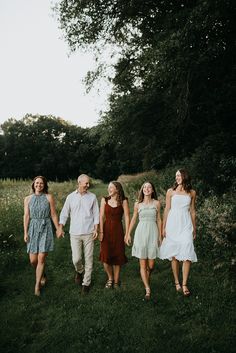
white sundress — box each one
[160,194,197,262]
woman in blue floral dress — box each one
[23,176,61,296]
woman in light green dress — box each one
[23,176,61,296]
[125,182,162,300]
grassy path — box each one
[0,182,235,353]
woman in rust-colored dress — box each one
[99,181,130,289]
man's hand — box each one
[92,230,98,240]
[56,225,64,238]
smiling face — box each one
[175,170,183,185]
[138,181,157,202]
[108,182,118,197]
[78,175,90,193]
[142,182,153,196]
[31,175,48,194]
[34,177,45,194]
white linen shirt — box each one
[59,190,99,236]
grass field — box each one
[0,180,235,353]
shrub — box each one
[197,193,236,268]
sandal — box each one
[105,279,113,289]
[144,287,151,300]
[40,273,47,287]
[175,282,182,293]
[182,284,191,297]
[113,282,120,289]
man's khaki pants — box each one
[70,233,94,286]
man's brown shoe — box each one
[81,285,90,295]
[75,272,83,285]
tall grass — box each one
[0,178,235,353]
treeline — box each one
[0,113,235,197]
[0,115,101,181]
[1,0,235,194]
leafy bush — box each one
[197,193,236,268]
[180,133,236,196]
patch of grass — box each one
[0,180,235,353]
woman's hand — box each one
[56,227,64,238]
[24,233,28,243]
[125,234,132,246]
[99,231,104,242]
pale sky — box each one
[0,0,112,128]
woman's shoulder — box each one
[190,189,196,197]
[166,188,174,195]
[24,194,33,202]
[101,196,109,204]
[153,199,160,206]
[45,193,54,201]
[134,200,140,208]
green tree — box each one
[0,115,101,180]
[56,0,235,175]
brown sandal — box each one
[105,279,113,289]
[175,282,182,293]
[113,282,120,289]
[182,284,191,296]
[144,287,151,300]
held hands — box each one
[99,231,104,242]
[92,230,98,240]
[56,226,64,238]
[125,234,132,246]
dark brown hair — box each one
[31,176,48,194]
[107,181,127,206]
[173,169,192,193]
[138,181,157,203]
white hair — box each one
[77,174,90,183]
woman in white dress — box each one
[160,169,197,296]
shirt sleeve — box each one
[59,195,71,225]
[93,196,100,225]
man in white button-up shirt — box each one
[58,174,99,294]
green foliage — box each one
[0,179,235,353]
[0,180,29,270]
[0,115,101,181]
[178,133,236,196]
[54,0,235,180]
[2,1,236,185]
[197,193,236,267]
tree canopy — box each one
[55,0,235,172]
[0,115,99,181]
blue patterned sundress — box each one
[27,193,54,254]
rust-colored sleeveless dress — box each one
[99,197,128,265]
